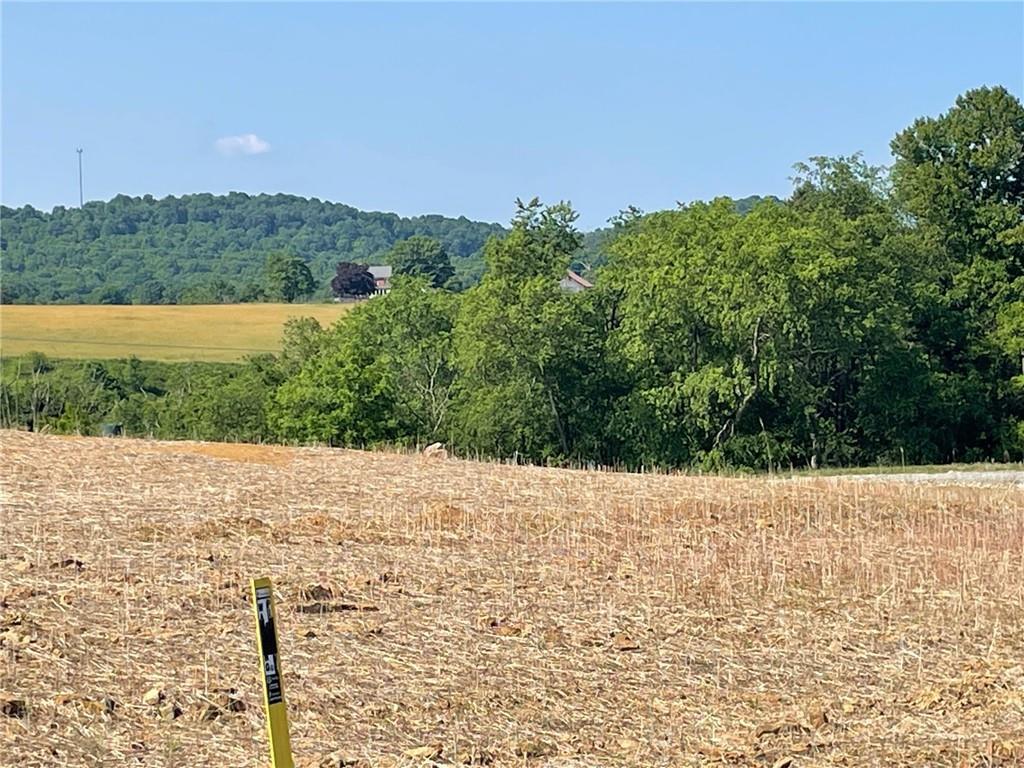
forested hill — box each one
[1,193,778,305]
[733,194,779,214]
[0,193,506,304]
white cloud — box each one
[215,133,271,156]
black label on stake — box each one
[255,586,283,705]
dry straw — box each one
[1,431,1022,766]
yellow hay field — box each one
[0,303,354,362]
[1,431,1023,766]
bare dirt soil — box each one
[1,431,1023,766]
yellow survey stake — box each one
[251,577,294,768]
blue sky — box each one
[2,3,1021,228]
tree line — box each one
[2,86,1021,469]
[0,189,774,305]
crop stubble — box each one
[1,431,1022,766]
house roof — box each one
[368,265,393,279]
[564,270,593,288]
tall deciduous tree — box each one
[891,86,1023,291]
[891,85,1024,457]
[263,251,315,302]
[386,235,455,288]
[452,199,611,462]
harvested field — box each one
[0,303,353,362]
[1,431,1023,767]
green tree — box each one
[263,251,315,303]
[271,277,458,446]
[277,317,327,377]
[891,85,1024,457]
[451,199,612,462]
[604,172,927,470]
[385,235,455,288]
[891,86,1023,303]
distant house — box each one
[368,265,392,295]
[559,269,593,293]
